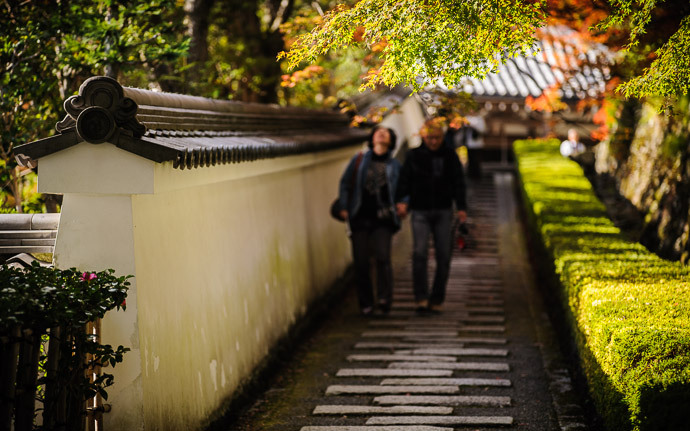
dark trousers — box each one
[351,226,394,310]
[411,209,453,305]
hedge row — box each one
[513,139,690,431]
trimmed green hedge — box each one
[514,139,690,431]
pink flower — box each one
[81,272,97,281]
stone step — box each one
[368,321,467,327]
[443,297,504,303]
[369,316,505,325]
[388,361,510,372]
[447,297,505,303]
[394,291,503,297]
[451,257,500,264]
[391,301,504,308]
[326,385,460,395]
[336,369,453,377]
[354,343,465,350]
[380,378,511,387]
[402,337,507,344]
[466,307,506,313]
[363,331,458,338]
[313,405,453,415]
[463,316,507,323]
[443,288,504,293]
[347,355,456,362]
[388,306,504,314]
[464,302,506,307]
[446,284,503,289]
[404,348,509,357]
[397,325,505,332]
[396,286,503,293]
[363,327,506,337]
[366,415,514,426]
[451,252,500,259]
[390,297,503,303]
[373,395,511,407]
[386,326,506,334]
[451,325,505,333]
[441,301,505,306]
[301,426,454,431]
[401,286,503,292]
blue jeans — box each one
[411,209,453,306]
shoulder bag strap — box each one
[349,151,364,193]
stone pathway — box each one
[223,170,588,431]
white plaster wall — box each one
[51,194,144,430]
[131,161,352,429]
[41,142,358,430]
[379,95,427,152]
[42,144,152,430]
[38,142,154,195]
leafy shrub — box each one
[514,139,690,431]
[0,263,131,430]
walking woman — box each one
[337,126,401,316]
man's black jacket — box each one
[394,144,467,211]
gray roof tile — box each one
[16,76,367,170]
[446,26,611,102]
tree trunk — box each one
[185,0,215,78]
[103,2,120,79]
[221,0,293,103]
[256,30,286,104]
[10,166,23,213]
[153,63,187,93]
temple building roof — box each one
[443,25,613,102]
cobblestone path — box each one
[226,170,587,431]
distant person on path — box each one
[395,119,467,314]
[338,126,402,316]
[560,128,586,158]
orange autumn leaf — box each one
[525,86,567,112]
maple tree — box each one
[282,0,690,103]
[276,1,381,108]
[281,0,545,92]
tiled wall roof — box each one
[16,77,367,170]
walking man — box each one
[395,119,467,314]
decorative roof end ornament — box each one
[56,76,146,144]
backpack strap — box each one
[353,151,364,178]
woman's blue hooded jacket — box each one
[338,150,402,230]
